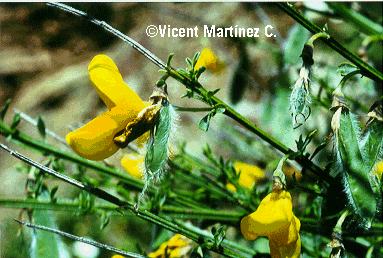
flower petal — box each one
[269,230,301,258]
[121,153,144,179]
[234,161,264,188]
[241,191,293,239]
[66,106,138,160]
[195,48,225,75]
[88,55,146,111]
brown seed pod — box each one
[330,91,348,111]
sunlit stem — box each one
[273,153,292,186]
[306,32,330,46]
[276,153,292,172]
[338,70,362,90]
[173,106,213,112]
[333,208,350,233]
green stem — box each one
[276,3,383,82]
[0,121,225,214]
[307,32,330,46]
[338,70,363,90]
[334,208,350,233]
[0,198,244,222]
[168,70,332,183]
[327,2,383,36]
[173,106,213,112]
[0,121,144,190]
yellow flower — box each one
[226,161,264,191]
[194,48,225,74]
[149,234,191,258]
[121,153,144,179]
[111,255,125,258]
[241,189,301,258]
[373,161,383,181]
[66,55,147,160]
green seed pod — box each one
[290,71,311,129]
[144,101,176,188]
[332,106,377,228]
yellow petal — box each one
[66,106,137,160]
[234,161,264,189]
[269,230,301,258]
[241,191,293,239]
[88,55,146,111]
[286,215,301,245]
[373,161,383,180]
[121,153,144,179]
[194,48,225,75]
[148,234,189,258]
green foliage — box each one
[10,113,21,130]
[331,101,381,228]
[145,102,173,181]
[1,3,382,258]
[37,116,46,140]
[0,99,11,122]
[337,63,360,76]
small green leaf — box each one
[177,68,189,78]
[0,99,11,121]
[198,112,212,131]
[204,144,212,156]
[207,88,221,99]
[195,65,206,81]
[166,53,174,68]
[50,185,59,201]
[186,57,193,68]
[323,23,328,32]
[192,52,201,68]
[310,142,326,160]
[10,113,21,130]
[337,63,360,76]
[196,246,204,257]
[100,211,111,229]
[37,116,46,139]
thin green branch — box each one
[173,106,213,112]
[0,121,144,190]
[0,198,244,222]
[327,2,383,36]
[43,2,331,182]
[14,218,149,258]
[167,69,333,183]
[0,145,247,258]
[276,2,383,82]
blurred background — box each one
[1,2,382,258]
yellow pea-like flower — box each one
[149,234,191,258]
[66,55,147,160]
[121,153,144,179]
[194,48,225,75]
[226,161,264,191]
[241,190,301,258]
[373,161,383,180]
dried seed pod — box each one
[327,231,345,258]
[330,88,348,111]
[290,66,311,129]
